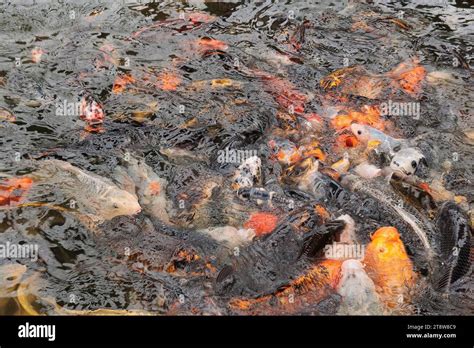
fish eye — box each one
[357,130,362,135]
[411,160,417,168]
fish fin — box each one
[284,188,313,201]
[301,219,346,258]
[434,255,455,292]
[276,284,292,293]
[216,265,234,283]
[435,202,472,292]
[367,140,381,149]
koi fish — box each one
[215,206,347,298]
[0,177,33,206]
[80,95,105,132]
[31,47,44,63]
[0,263,27,297]
[390,147,425,176]
[114,156,171,224]
[268,138,301,165]
[331,153,350,174]
[434,202,472,292]
[337,259,384,315]
[32,160,141,222]
[199,226,255,248]
[244,212,279,237]
[232,156,262,190]
[350,123,404,155]
[341,174,434,251]
[353,162,382,179]
[363,227,417,308]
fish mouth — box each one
[396,168,410,176]
[391,165,409,177]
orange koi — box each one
[244,212,279,236]
[0,177,33,206]
[363,227,416,308]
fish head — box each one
[350,123,371,143]
[238,156,262,180]
[364,227,415,288]
[236,228,256,243]
[354,162,382,179]
[102,188,141,220]
[390,148,424,176]
[0,263,27,295]
[233,156,262,190]
[363,227,417,304]
[336,214,356,243]
[80,96,104,124]
[269,138,300,165]
[340,259,364,277]
[285,157,318,183]
[367,227,409,262]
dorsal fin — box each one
[216,265,234,283]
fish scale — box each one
[37,160,114,198]
[342,174,434,252]
[435,202,472,292]
[215,206,344,298]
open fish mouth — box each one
[131,207,142,215]
[395,167,410,176]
